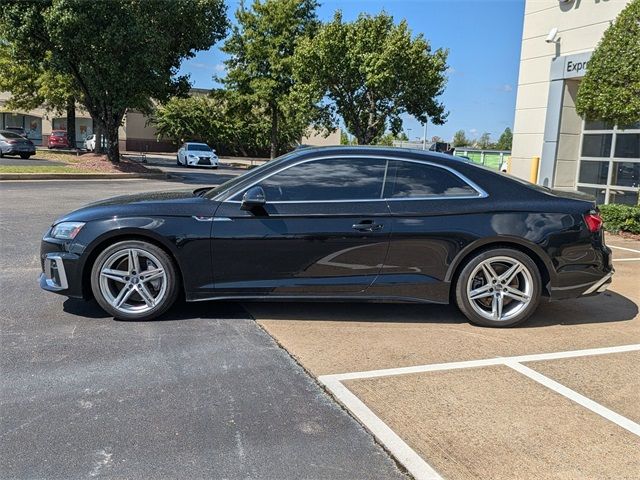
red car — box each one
[48,130,70,149]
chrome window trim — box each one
[222,154,488,204]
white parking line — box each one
[319,344,640,480]
[610,245,640,254]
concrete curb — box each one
[0,172,168,181]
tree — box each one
[0,1,227,162]
[222,0,321,158]
[0,44,79,147]
[495,127,513,150]
[294,11,448,145]
[576,0,640,126]
[152,92,285,157]
[477,132,492,150]
[452,129,470,147]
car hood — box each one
[54,189,218,224]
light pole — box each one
[422,121,427,150]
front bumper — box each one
[186,156,218,167]
[40,254,69,291]
[39,241,85,298]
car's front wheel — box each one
[19,153,32,159]
[455,248,541,327]
[90,240,179,321]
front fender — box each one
[72,216,213,297]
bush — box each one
[599,203,640,234]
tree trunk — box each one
[66,97,76,149]
[93,121,104,154]
[105,121,120,163]
[270,102,278,159]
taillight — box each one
[584,212,603,233]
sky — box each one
[178,0,525,143]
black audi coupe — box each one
[40,146,613,327]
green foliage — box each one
[495,127,512,151]
[375,131,409,146]
[293,11,448,145]
[452,129,469,147]
[576,0,640,126]
[476,132,492,150]
[152,92,281,157]
[0,0,228,162]
[599,203,640,234]
[222,0,322,158]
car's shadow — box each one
[62,298,250,321]
[63,290,638,328]
[238,291,638,328]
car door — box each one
[368,158,486,303]
[211,156,391,297]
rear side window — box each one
[1,131,22,139]
[258,158,386,202]
[384,160,479,198]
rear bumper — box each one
[582,271,613,295]
[548,244,614,300]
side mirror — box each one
[241,186,266,211]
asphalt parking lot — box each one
[1,173,638,479]
[0,177,406,479]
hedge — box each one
[599,203,640,235]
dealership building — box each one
[511,0,639,205]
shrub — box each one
[599,203,640,234]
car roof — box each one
[288,145,469,165]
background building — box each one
[511,0,639,205]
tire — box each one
[176,155,181,166]
[455,248,541,327]
[90,240,180,321]
[20,153,32,159]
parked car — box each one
[0,130,36,159]
[40,146,613,327]
[48,130,70,149]
[177,142,218,168]
[84,134,106,152]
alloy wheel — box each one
[98,247,168,315]
[465,256,533,322]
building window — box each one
[576,121,640,204]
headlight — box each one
[188,154,197,158]
[50,222,85,240]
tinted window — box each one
[52,131,65,137]
[258,158,386,201]
[614,134,640,158]
[578,160,609,185]
[581,134,612,157]
[187,143,211,151]
[384,160,479,198]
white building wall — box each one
[511,0,629,181]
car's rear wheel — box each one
[91,240,179,321]
[455,248,541,327]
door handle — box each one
[352,220,384,232]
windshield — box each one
[187,143,212,152]
[203,150,300,200]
